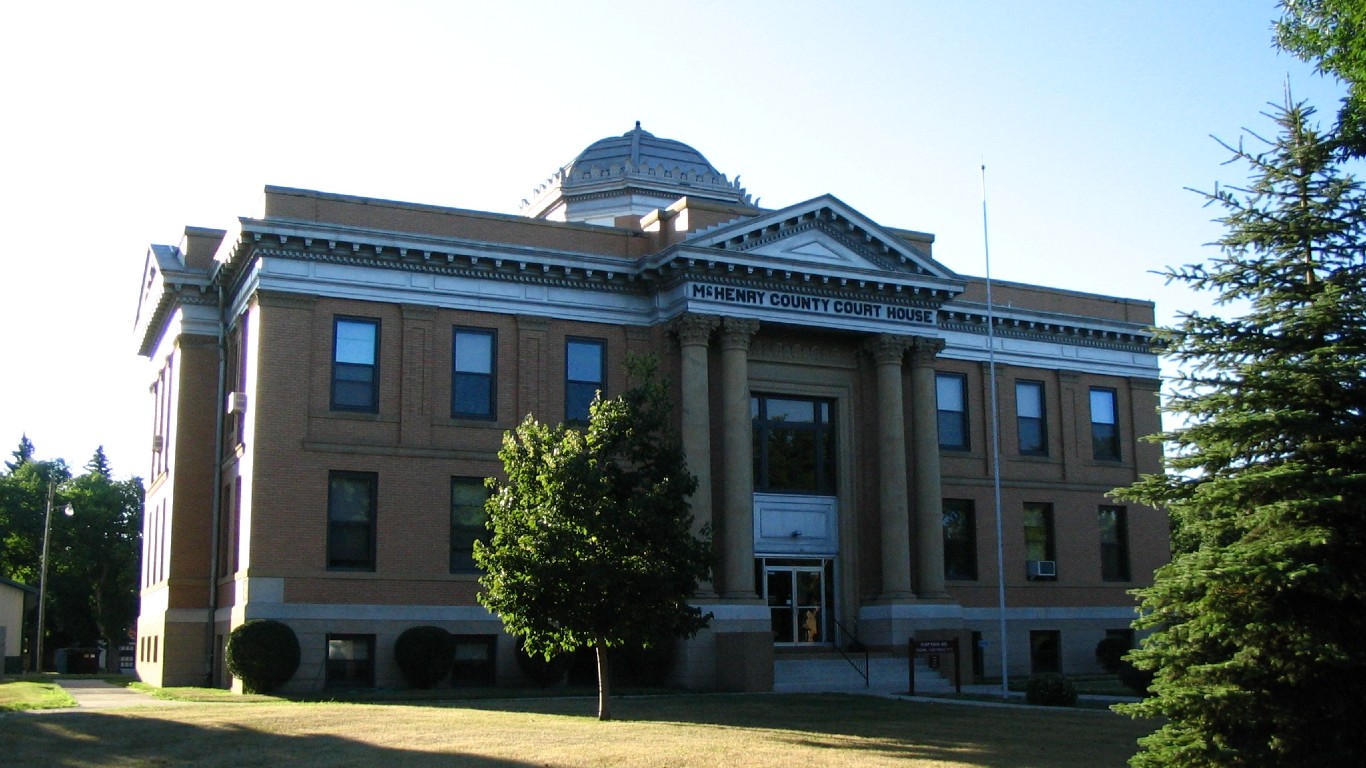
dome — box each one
[521,122,751,224]
[566,122,723,185]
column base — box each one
[671,600,773,692]
[857,601,966,649]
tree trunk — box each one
[596,641,612,721]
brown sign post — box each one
[908,637,962,695]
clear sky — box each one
[0,0,1347,481]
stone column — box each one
[673,313,719,596]
[866,334,914,600]
[909,338,948,598]
[719,318,759,599]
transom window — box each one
[452,328,496,419]
[751,395,836,495]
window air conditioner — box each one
[226,392,248,414]
[1027,560,1057,579]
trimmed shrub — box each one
[1117,658,1155,696]
[394,626,455,689]
[514,638,571,687]
[1025,672,1078,707]
[1094,636,1129,673]
[225,619,300,693]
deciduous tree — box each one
[1116,97,1366,767]
[1276,0,1366,154]
[475,356,711,720]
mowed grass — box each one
[0,678,76,711]
[1,692,1153,767]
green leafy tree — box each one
[0,442,141,671]
[1276,0,1366,154]
[475,355,711,720]
[1115,98,1366,766]
[50,448,143,670]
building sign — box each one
[687,282,935,327]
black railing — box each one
[831,617,869,688]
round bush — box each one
[394,626,454,688]
[615,636,677,687]
[1117,658,1156,696]
[225,619,300,693]
[1094,636,1129,673]
[1025,672,1078,707]
[514,638,570,687]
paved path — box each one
[25,678,188,713]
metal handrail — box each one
[830,617,870,688]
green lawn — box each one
[1,691,1154,767]
[0,677,76,711]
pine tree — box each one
[1116,97,1366,766]
[475,355,711,720]
[6,435,35,471]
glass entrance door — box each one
[765,565,826,645]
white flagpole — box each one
[981,163,1009,699]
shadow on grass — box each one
[1,710,539,768]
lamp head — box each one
[62,504,74,517]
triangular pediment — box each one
[677,194,961,285]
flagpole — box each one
[981,163,1009,699]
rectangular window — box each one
[751,395,836,494]
[450,477,492,572]
[565,338,605,422]
[1099,505,1131,581]
[327,471,377,571]
[1016,380,1047,456]
[332,318,379,412]
[1023,502,1056,580]
[1030,630,1062,674]
[936,372,969,450]
[450,635,498,686]
[325,634,375,688]
[1090,387,1120,461]
[452,328,496,418]
[942,499,978,580]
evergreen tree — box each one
[475,355,711,720]
[6,435,35,471]
[1116,97,1366,766]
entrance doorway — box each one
[763,562,830,645]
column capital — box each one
[864,333,911,366]
[907,337,946,366]
[719,318,760,351]
[672,313,720,347]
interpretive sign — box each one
[908,637,962,695]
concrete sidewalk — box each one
[25,678,188,713]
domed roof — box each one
[521,122,751,223]
[566,121,722,183]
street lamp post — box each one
[36,479,74,673]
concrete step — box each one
[773,653,954,694]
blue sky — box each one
[0,1,1347,479]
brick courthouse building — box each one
[133,125,1166,692]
